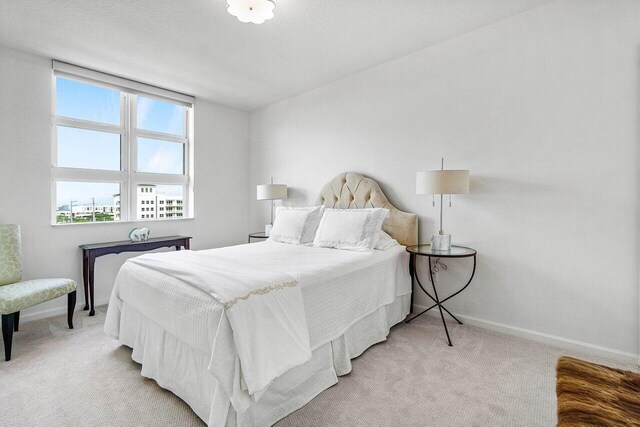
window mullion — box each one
[50,71,58,224]
[119,91,129,222]
[135,129,187,144]
[185,106,193,217]
[131,173,188,186]
[54,117,124,135]
[126,93,136,222]
[53,168,127,182]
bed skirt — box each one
[116,292,410,427]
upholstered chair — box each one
[0,225,77,361]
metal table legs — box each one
[406,254,477,346]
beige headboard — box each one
[317,172,418,247]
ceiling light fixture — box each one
[226,0,275,24]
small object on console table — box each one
[79,235,191,316]
[128,227,150,242]
[405,244,476,346]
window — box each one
[55,182,121,223]
[52,62,194,224]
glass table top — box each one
[406,244,476,257]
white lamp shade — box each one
[226,0,275,24]
[416,170,469,195]
[257,184,287,200]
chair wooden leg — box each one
[13,312,19,332]
[67,291,76,329]
[2,314,14,361]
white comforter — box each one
[105,241,410,423]
[125,250,311,396]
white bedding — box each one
[126,250,311,396]
[105,241,410,426]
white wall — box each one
[250,0,640,358]
[0,45,250,321]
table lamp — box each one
[416,159,469,251]
[257,178,287,236]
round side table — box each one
[248,232,269,243]
[406,244,477,346]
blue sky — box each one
[56,78,184,207]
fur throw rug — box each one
[556,356,640,426]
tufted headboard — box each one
[317,172,418,247]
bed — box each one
[104,172,418,426]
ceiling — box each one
[0,0,552,111]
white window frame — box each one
[50,61,195,225]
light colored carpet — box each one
[0,307,635,427]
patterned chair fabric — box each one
[0,278,77,315]
[1,224,77,361]
[0,224,77,314]
[0,224,22,286]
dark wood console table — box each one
[79,235,191,316]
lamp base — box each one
[431,234,451,251]
[265,224,273,236]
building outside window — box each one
[52,61,194,224]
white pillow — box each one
[313,208,389,251]
[375,230,399,250]
[268,206,325,245]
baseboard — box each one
[19,299,639,363]
[20,296,111,323]
[413,304,639,364]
